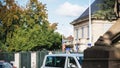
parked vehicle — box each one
[0,61,13,68]
[41,53,83,68]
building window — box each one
[84,26,88,38]
[87,26,89,38]
[81,27,84,38]
[76,29,78,40]
[79,27,82,38]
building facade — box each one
[71,0,116,52]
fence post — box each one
[14,53,20,68]
[31,52,36,68]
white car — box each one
[41,53,83,68]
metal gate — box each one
[20,52,31,68]
[0,52,14,62]
[36,50,48,68]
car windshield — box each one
[76,56,83,65]
[45,56,66,68]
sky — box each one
[17,0,95,37]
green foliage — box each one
[0,0,62,52]
[93,0,116,20]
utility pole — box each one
[89,0,92,46]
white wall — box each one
[73,21,89,52]
[31,52,37,68]
[73,20,115,51]
[92,20,114,44]
[74,21,88,40]
[14,53,20,68]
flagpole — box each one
[89,0,92,46]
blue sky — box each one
[17,0,95,37]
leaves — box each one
[0,0,61,52]
[93,0,116,20]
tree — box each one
[0,0,62,52]
[0,0,22,51]
[93,0,116,21]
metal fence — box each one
[0,50,64,68]
[36,50,48,68]
[20,52,31,68]
[0,52,14,62]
